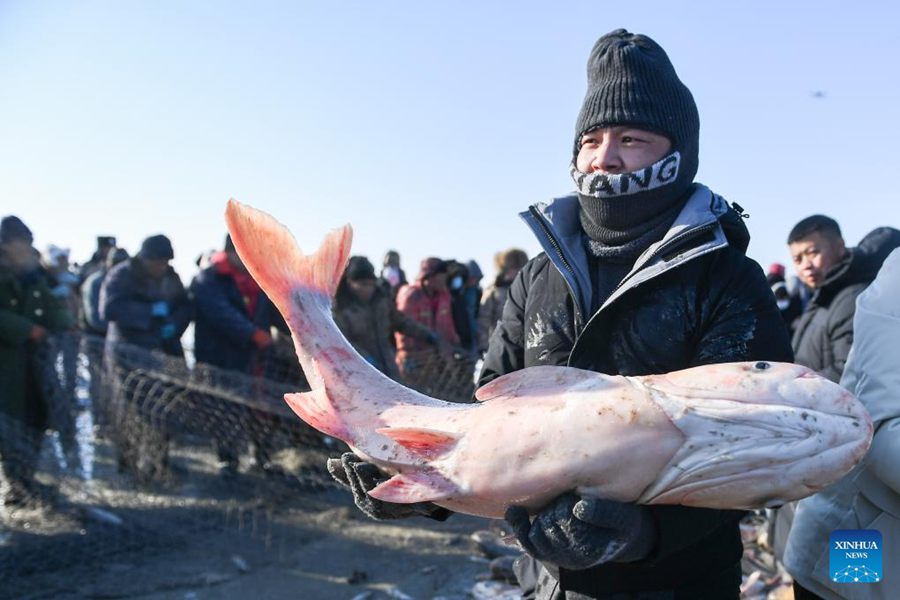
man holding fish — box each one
[321,29,796,598]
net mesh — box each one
[0,332,479,598]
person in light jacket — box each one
[784,247,900,600]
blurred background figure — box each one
[478,248,528,354]
[0,216,75,507]
[191,234,282,476]
[78,235,117,285]
[100,234,193,482]
[766,262,802,337]
[334,255,439,381]
[447,259,483,356]
[101,234,192,359]
[380,250,407,300]
[80,247,130,432]
[82,248,130,337]
[40,243,83,471]
[395,257,458,386]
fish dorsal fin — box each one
[475,365,608,402]
[376,427,459,459]
[368,471,455,504]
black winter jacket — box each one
[100,258,193,358]
[478,185,794,597]
[191,263,281,372]
[792,226,900,383]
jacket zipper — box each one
[527,207,585,328]
[607,221,719,301]
[569,221,721,365]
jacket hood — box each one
[817,227,900,300]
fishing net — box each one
[0,331,479,598]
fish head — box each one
[645,361,866,419]
[640,361,874,509]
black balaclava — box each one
[572,29,700,259]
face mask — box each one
[450,276,464,290]
[383,266,401,287]
[776,299,791,311]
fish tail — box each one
[224,198,352,315]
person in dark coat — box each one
[766,264,803,337]
[380,250,407,299]
[446,260,483,355]
[788,215,900,383]
[327,29,794,599]
[0,216,75,505]
[82,248,130,336]
[78,236,117,285]
[191,235,274,371]
[478,248,529,354]
[100,234,192,358]
[334,256,438,380]
[191,234,280,475]
[99,234,192,482]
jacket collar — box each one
[521,183,734,321]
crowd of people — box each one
[0,211,532,501]
[3,26,900,600]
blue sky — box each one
[2,1,898,284]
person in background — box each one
[477,248,528,354]
[101,234,192,358]
[40,244,83,471]
[82,248,129,336]
[0,216,74,506]
[80,247,129,432]
[784,247,900,600]
[191,234,282,476]
[78,236,117,285]
[446,260,475,354]
[100,234,192,481]
[788,215,900,383]
[766,262,802,336]
[192,234,273,371]
[380,250,407,299]
[461,260,483,354]
[334,255,439,381]
[395,258,459,384]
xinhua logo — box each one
[829,529,882,584]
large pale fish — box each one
[225,199,873,518]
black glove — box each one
[326,452,451,521]
[505,493,657,570]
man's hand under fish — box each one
[224,199,874,524]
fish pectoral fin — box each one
[368,471,455,504]
[375,427,459,459]
[284,390,349,441]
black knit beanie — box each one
[139,234,174,260]
[572,29,700,251]
[0,216,34,245]
[345,256,377,281]
[574,29,699,180]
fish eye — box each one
[753,361,771,371]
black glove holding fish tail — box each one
[505,493,657,570]
[326,453,452,521]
